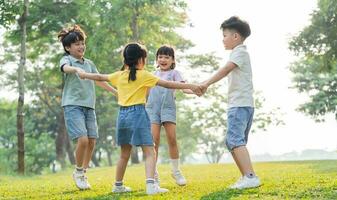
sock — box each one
[75,167,84,173]
[245,173,255,178]
[170,159,180,172]
[115,181,123,187]
[146,178,155,185]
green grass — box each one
[1,160,337,199]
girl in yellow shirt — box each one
[78,43,201,195]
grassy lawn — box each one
[0,160,336,199]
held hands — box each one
[191,82,209,97]
[190,84,203,97]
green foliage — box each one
[0,0,21,29]
[289,0,337,121]
[0,161,336,199]
[0,100,55,174]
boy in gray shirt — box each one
[200,16,260,189]
[58,25,117,190]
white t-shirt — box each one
[227,44,254,108]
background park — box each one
[0,0,336,199]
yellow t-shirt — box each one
[108,70,160,106]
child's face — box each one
[222,29,240,50]
[66,40,86,59]
[157,54,174,71]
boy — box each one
[200,16,261,189]
[58,25,117,190]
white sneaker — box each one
[84,176,91,189]
[229,176,261,189]
[112,185,132,193]
[146,183,169,195]
[171,170,187,186]
[72,171,89,190]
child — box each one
[146,45,193,186]
[58,25,117,190]
[200,16,261,189]
[77,43,202,195]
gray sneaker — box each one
[171,170,187,186]
[72,171,90,190]
[112,185,132,193]
[146,183,169,195]
[229,176,261,189]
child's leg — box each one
[163,122,179,159]
[141,145,156,179]
[163,122,186,186]
[83,138,96,169]
[75,136,89,168]
[231,146,255,177]
[115,144,132,182]
[151,124,161,181]
[151,123,161,161]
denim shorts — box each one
[116,104,153,146]
[146,107,176,124]
[63,105,98,140]
[226,107,254,151]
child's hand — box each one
[200,83,208,95]
[77,70,87,79]
[191,84,203,97]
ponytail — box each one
[122,43,147,82]
[128,63,137,81]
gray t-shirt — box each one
[227,44,254,108]
[60,55,98,109]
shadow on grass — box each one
[200,188,256,200]
[82,190,149,200]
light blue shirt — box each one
[60,55,98,109]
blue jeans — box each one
[63,105,98,140]
[226,107,254,151]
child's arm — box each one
[95,81,118,96]
[78,71,110,82]
[157,79,202,96]
[203,62,237,87]
[62,65,85,74]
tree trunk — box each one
[65,131,75,165]
[56,113,66,168]
[131,148,139,164]
[17,0,29,175]
[129,2,140,164]
[91,150,100,167]
[107,150,112,166]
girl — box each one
[77,43,201,195]
[146,45,192,186]
[58,25,117,190]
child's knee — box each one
[77,136,89,146]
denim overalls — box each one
[146,70,176,124]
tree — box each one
[16,0,29,175]
[289,0,337,121]
[1,0,193,168]
[0,0,29,174]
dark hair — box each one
[58,25,87,54]
[156,45,176,69]
[122,43,147,82]
[220,16,251,39]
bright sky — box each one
[182,0,337,155]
